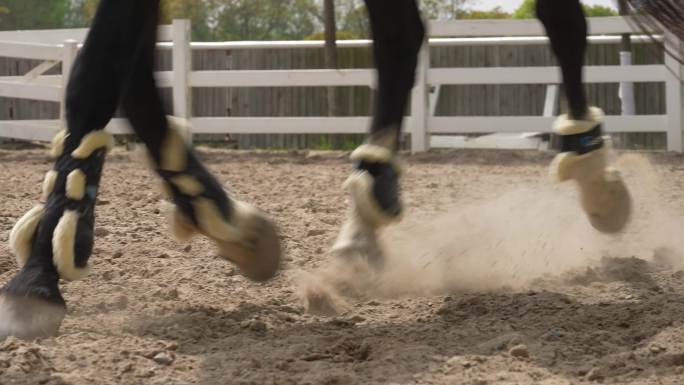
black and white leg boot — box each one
[550,107,632,233]
[154,118,281,282]
[331,141,403,267]
[1,129,113,338]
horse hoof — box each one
[331,241,385,270]
[218,214,281,282]
[331,220,385,269]
[582,169,632,234]
[0,293,66,339]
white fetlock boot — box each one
[550,107,632,233]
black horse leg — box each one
[537,0,632,233]
[1,0,280,339]
[537,0,588,119]
[0,0,157,339]
[332,0,424,262]
[365,0,425,150]
[118,2,280,283]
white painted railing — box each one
[0,17,681,152]
[0,25,175,141]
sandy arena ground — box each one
[2,147,684,385]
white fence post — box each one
[60,39,78,128]
[410,39,430,153]
[665,32,683,153]
[172,19,192,141]
[619,51,635,115]
[542,84,559,117]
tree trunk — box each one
[323,0,338,117]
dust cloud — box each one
[299,153,684,311]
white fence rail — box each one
[0,17,682,152]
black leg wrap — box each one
[9,130,112,282]
[557,123,604,155]
[150,122,235,242]
[153,119,281,282]
[343,142,403,227]
[331,140,403,265]
[355,160,402,218]
[156,150,234,237]
[2,129,111,338]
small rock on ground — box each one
[508,344,530,358]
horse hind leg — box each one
[143,118,282,282]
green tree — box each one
[160,0,214,40]
[583,5,618,17]
[213,0,318,40]
[459,6,510,19]
[64,0,98,28]
[336,0,369,38]
[0,0,70,30]
[513,0,617,19]
[64,0,214,39]
[512,0,536,19]
[421,0,468,20]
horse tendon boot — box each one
[154,118,281,282]
[2,129,113,338]
[332,137,403,267]
[550,107,632,233]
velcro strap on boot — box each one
[9,128,111,281]
[558,124,604,155]
[49,129,112,281]
[552,107,605,155]
[350,144,393,164]
[154,118,253,245]
[52,210,91,281]
[344,143,403,228]
[350,144,403,174]
[9,205,45,267]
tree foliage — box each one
[583,4,618,17]
[1,0,619,40]
[64,0,98,28]
[513,0,617,19]
[512,0,536,19]
[459,6,510,19]
[421,0,468,20]
[335,0,370,38]
[160,0,214,40]
[0,0,70,30]
[213,0,318,41]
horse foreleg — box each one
[331,0,424,266]
[537,0,631,233]
[0,0,155,338]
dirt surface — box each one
[1,147,684,385]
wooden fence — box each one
[0,17,681,151]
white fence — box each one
[0,17,682,152]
